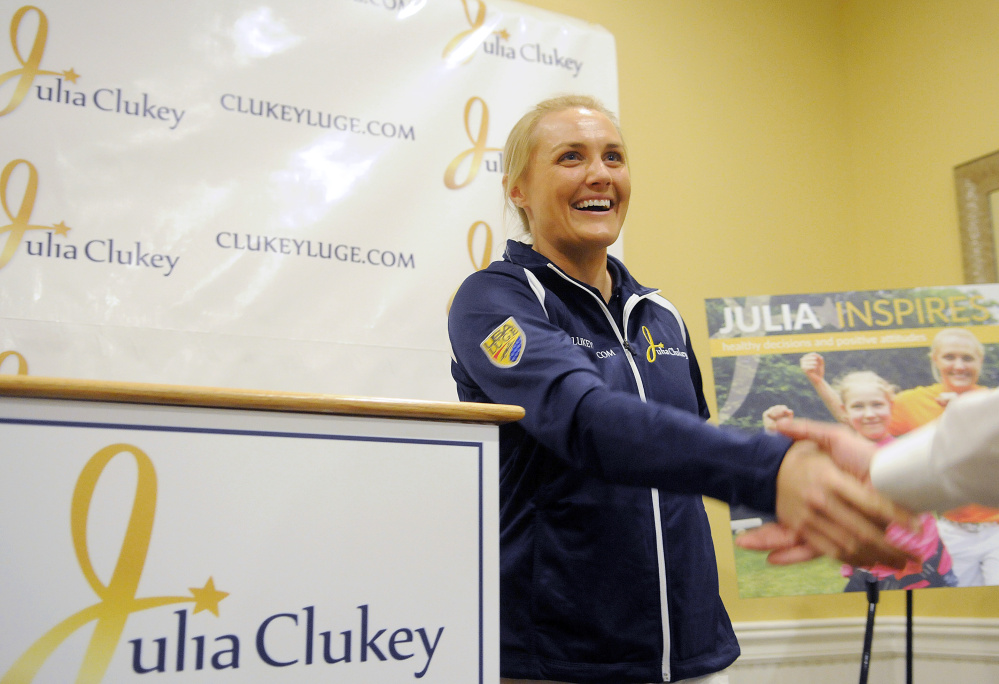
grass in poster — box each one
[733,539,845,598]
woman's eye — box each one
[559,151,582,162]
[605,152,624,163]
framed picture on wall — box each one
[955,151,999,284]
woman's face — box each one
[509,107,630,262]
[932,336,983,393]
[843,383,893,442]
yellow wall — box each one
[842,0,999,287]
[517,0,999,621]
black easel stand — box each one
[906,589,913,684]
[858,578,879,684]
[859,585,915,684]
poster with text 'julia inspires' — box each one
[706,284,999,598]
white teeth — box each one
[573,199,611,210]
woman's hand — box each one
[734,522,821,564]
[768,438,917,569]
[738,419,899,566]
[777,417,876,483]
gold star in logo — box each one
[62,68,80,84]
[495,29,510,41]
[189,577,229,616]
[52,221,71,236]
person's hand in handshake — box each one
[739,419,916,568]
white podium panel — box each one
[0,395,500,683]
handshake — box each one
[748,417,913,568]
[743,389,998,568]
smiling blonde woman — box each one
[447,95,914,684]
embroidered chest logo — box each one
[642,325,688,362]
[480,316,525,367]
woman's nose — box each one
[587,161,612,185]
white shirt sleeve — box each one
[870,389,999,512]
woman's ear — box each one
[508,181,526,208]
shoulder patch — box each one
[480,316,526,368]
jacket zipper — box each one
[546,265,672,682]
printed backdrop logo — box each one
[0,158,67,271]
[444,97,501,190]
[0,5,78,118]
[447,220,493,312]
[1,158,181,276]
[1,443,228,683]
[2,6,185,128]
[442,0,491,65]
[442,0,585,77]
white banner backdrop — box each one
[0,0,619,400]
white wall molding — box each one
[729,618,999,683]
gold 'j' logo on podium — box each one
[0,350,28,374]
[1,444,228,684]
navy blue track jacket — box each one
[448,240,792,683]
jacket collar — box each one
[501,239,656,299]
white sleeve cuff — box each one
[870,424,941,512]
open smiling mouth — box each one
[573,199,612,212]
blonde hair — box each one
[502,95,625,238]
[833,371,897,405]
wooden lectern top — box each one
[0,375,524,424]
